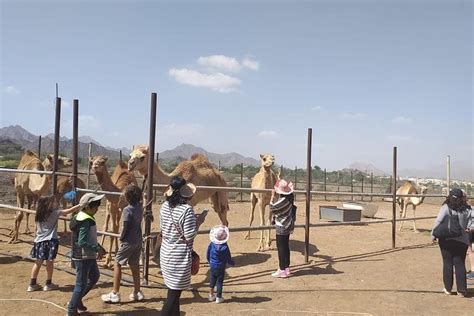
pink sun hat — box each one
[274,179,294,195]
[209,225,230,245]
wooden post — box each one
[37,135,42,159]
[370,172,373,201]
[52,97,61,196]
[143,92,157,284]
[218,161,221,171]
[324,168,327,201]
[392,147,397,249]
[119,150,122,161]
[337,171,340,201]
[86,142,92,189]
[361,175,364,201]
[350,170,353,201]
[72,100,79,204]
[305,128,312,263]
[294,166,297,190]
[240,163,244,202]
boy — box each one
[67,193,106,315]
[101,185,144,303]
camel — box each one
[89,155,137,266]
[10,152,72,243]
[396,181,428,232]
[128,145,229,226]
[244,154,278,251]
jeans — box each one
[209,266,226,298]
[161,289,182,316]
[439,239,468,293]
[276,234,290,270]
[67,259,100,315]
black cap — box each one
[449,188,463,199]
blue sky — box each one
[1,0,472,174]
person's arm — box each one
[431,205,448,240]
[206,243,211,262]
[59,203,83,216]
[226,246,235,266]
[182,207,198,241]
[78,220,99,252]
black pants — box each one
[161,289,182,316]
[276,234,290,270]
[439,239,468,293]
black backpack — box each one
[433,208,464,239]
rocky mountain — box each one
[159,144,260,167]
[348,162,387,176]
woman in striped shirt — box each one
[270,179,296,278]
[160,176,205,316]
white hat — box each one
[274,179,294,195]
[209,225,230,245]
[79,193,105,207]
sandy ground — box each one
[0,187,473,315]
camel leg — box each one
[24,196,33,234]
[106,203,118,267]
[210,193,228,227]
[100,203,111,246]
[399,203,408,232]
[9,211,23,243]
[412,205,419,233]
[257,201,266,252]
[245,193,258,240]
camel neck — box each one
[95,169,119,192]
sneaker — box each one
[467,271,474,279]
[208,294,216,302]
[43,283,59,291]
[457,291,468,298]
[101,291,121,303]
[129,290,145,302]
[216,296,224,304]
[27,284,42,292]
[285,267,292,276]
[442,288,452,295]
[271,269,288,278]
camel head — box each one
[128,145,149,172]
[418,185,428,195]
[259,153,275,169]
[89,155,109,174]
[42,154,73,171]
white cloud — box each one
[258,130,278,137]
[198,55,241,73]
[342,112,367,120]
[242,57,259,71]
[391,116,413,124]
[311,106,323,111]
[5,85,20,94]
[169,68,241,93]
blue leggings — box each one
[209,267,226,298]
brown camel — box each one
[89,155,137,266]
[128,145,229,225]
[10,152,72,243]
[245,154,278,251]
[396,181,428,232]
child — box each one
[67,193,106,315]
[207,225,234,303]
[27,195,84,292]
[101,184,144,303]
[270,179,296,278]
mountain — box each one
[0,125,126,160]
[348,162,387,176]
[159,144,260,167]
[398,161,473,181]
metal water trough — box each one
[319,205,362,222]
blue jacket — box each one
[206,242,235,269]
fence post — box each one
[324,168,327,201]
[392,147,397,249]
[337,171,340,201]
[305,128,312,263]
[370,173,373,201]
[240,163,244,202]
[52,97,61,196]
[294,166,297,190]
[350,170,353,201]
[37,135,42,159]
[143,92,157,285]
[86,142,92,189]
[361,175,364,201]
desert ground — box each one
[0,176,473,315]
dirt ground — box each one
[0,182,473,315]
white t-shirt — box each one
[34,209,61,243]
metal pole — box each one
[350,170,354,201]
[294,166,297,190]
[119,150,122,162]
[156,152,159,162]
[392,147,397,249]
[72,100,79,204]
[305,128,312,263]
[361,176,364,201]
[389,175,392,193]
[52,97,61,196]
[240,163,244,202]
[324,168,327,201]
[370,173,373,201]
[86,142,92,189]
[218,161,221,172]
[37,135,42,159]
[337,171,340,201]
[446,155,451,192]
[144,92,157,285]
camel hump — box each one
[117,160,128,169]
[190,153,208,161]
[24,150,38,158]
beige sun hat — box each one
[79,193,105,207]
[164,176,196,198]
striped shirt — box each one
[270,197,295,235]
[159,201,197,290]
